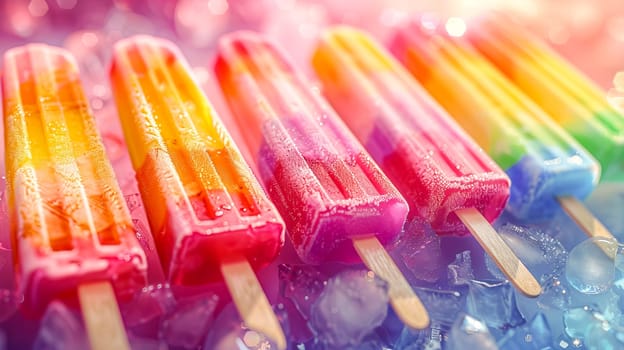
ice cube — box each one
[414,287,467,327]
[565,238,617,294]
[584,320,624,350]
[394,321,448,350]
[498,312,552,350]
[466,280,525,330]
[516,273,570,337]
[448,250,474,286]
[495,223,568,279]
[309,269,389,348]
[374,308,405,347]
[392,223,444,283]
[33,302,88,350]
[159,292,219,349]
[121,283,176,331]
[279,264,328,320]
[531,211,587,252]
[203,303,280,350]
[446,314,497,350]
[538,274,572,311]
[563,305,603,339]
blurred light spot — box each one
[175,0,228,47]
[56,0,77,10]
[7,4,37,37]
[208,0,228,16]
[607,16,624,42]
[446,17,466,37]
[548,24,570,45]
[81,32,99,47]
[28,0,49,17]
[380,8,408,28]
[570,2,601,34]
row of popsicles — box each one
[3,13,622,349]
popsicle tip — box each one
[514,276,542,298]
[78,281,131,350]
[113,34,178,57]
[218,30,264,49]
[558,195,619,251]
[320,25,377,48]
[455,208,542,298]
[352,237,431,330]
[221,260,288,350]
[4,43,76,67]
[392,296,431,330]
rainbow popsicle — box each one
[110,36,286,347]
[215,31,430,328]
[390,21,600,222]
[312,27,539,297]
[2,44,147,315]
[466,14,624,181]
[312,26,510,236]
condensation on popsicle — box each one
[2,44,147,315]
[215,32,430,328]
[311,27,540,297]
[390,20,600,222]
[215,32,408,264]
[466,14,624,181]
[110,36,287,347]
[110,36,285,285]
[312,26,510,236]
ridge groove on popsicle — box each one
[110,36,286,348]
[312,27,540,297]
[390,21,609,244]
[215,32,430,329]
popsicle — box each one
[215,31,430,328]
[109,36,286,348]
[2,44,147,350]
[390,20,612,241]
[311,26,539,297]
[466,14,624,182]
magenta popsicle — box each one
[311,27,540,297]
[215,31,430,329]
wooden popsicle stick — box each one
[558,195,616,240]
[221,259,286,350]
[352,236,430,330]
[77,281,131,350]
[455,207,542,297]
[558,195,618,259]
